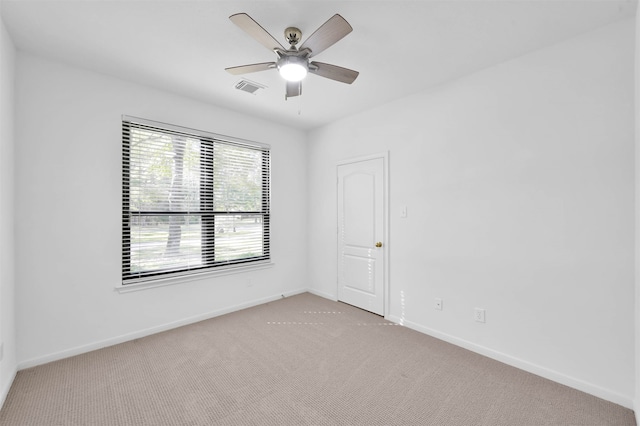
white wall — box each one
[635,4,640,422]
[14,54,308,366]
[0,10,17,408]
[308,18,635,407]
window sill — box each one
[115,261,274,293]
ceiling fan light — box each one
[279,63,307,82]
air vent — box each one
[235,79,266,95]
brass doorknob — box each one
[375,242,383,248]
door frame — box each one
[336,151,390,318]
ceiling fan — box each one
[225,13,359,100]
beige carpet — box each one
[0,293,635,425]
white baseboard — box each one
[307,288,337,301]
[634,397,640,425]
[387,315,634,410]
[0,367,17,410]
[18,288,308,370]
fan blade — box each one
[299,14,353,57]
[230,13,285,52]
[309,62,359,84]
[225,62,276,75]
[285,81,302,99]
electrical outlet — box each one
[434,298,443,310]
[474,308,486,323]
[400,205,408,218]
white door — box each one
[337,155,386,316]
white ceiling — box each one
[1,0,636,130]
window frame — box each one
[121,115,271,286]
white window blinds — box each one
[122,116,270,283]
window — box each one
[122,116,270,284]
